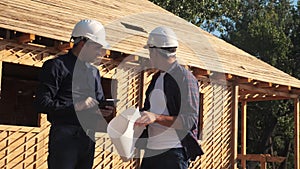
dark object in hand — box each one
[98,99,119,109]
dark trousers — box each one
[48,125,95,169]
[140,148,189,169]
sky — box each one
[293,0,298,6]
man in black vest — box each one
[135,26,204,169]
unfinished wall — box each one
[189,81,233,169]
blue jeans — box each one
[48,125,95,169]
[141,148,189,169]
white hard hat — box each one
[146,26,178,48]
[71,19,109,48]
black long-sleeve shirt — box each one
[34,51,104,127]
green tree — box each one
[223,1,297,168]
[149,0,241,33]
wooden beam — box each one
[17,33,35,43]
[138,70,145,108]
[265,156,286,163]
[291,88,300,95]
[295,98,300,169]
[237,154,265,161]
[106,49,111,56]
[57,42,73,51]
[232,84,239,169]
[239,84,298,99]
[275,85,292,92]
[226,73,234,81]
[241,101,247,169]
[0,61,2,96]
[191,67,211,76]
[239,96,290,102]
[238,154,286,163]
[5,30,10,39]
[257,82,272,88]
[237,77,252,84]
[261,160,267,169]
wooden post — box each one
[17,33,35,43]
[232,84,239,169]
[295,98,300,169]
[0,61,2,97]
[260,160,267,169]
[241,101,247,169]
[138,70,145,108]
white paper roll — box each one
[107,107,145,161]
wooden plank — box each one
[237,77,252,84]
[191,67,211,76]
[231,84,239,169]
[57,42,73,51]
[239,84,298,99]
[241,101,247,169]
[257,82,272,88]
[295,98,300,169]
[265,156,286,163]
[0,125,40,133]
[292,88,300,95]
[261,160,267,169]
[138,70,145,108]
[237,154,265,161]
[17,34,35,43]
[2,0,300,91]
[238,154,286,163]
[275,85,292,92]
[226,73,234,81]
[0,61,2,95]
[239,96,290,102]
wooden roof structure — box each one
[1,0,300,93]
[0,0,299,168]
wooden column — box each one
[0,61,2,96]
[232,84,239,169]
[295,98,300,169]
[241,101,247,169]
[138,70,145,108]
[260,161,267,169]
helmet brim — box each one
[90,38,110,49]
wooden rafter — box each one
[237,77,253,84]
[226,73,234,81]
[237,154,285,163]
[57,42,73,51]
[239,84,298,99]
[191,67,211,77]
[232,84,239,168]
[275,85,292,92]
[257,82,272,88]
[241,101,247,169]
[17,33,35,43]
[292,88,300,95]
[239,95,290,102]
[294,99,300,169]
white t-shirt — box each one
[147,72,182,149]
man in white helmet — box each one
[135,26,203,169]
[34,19,114,169]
